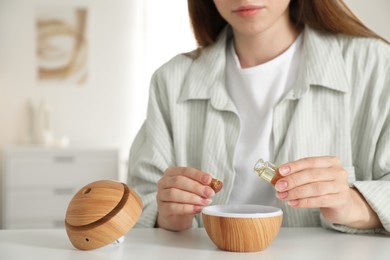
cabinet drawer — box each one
[2,146,120,229]
[4,189,76,221]
[5,218,66,229]
[6,158,117,188]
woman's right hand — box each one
[156,167,215,231]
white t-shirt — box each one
[226,34,303,205]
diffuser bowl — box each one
[202,204,283,252]
[65,180,143,250]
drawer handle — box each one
[53,188,74,195]
[53,156,75,163]
[53,220,65,228]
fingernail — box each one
[276,191,288,199]
[193,206,203,214]
[288,200,299,207]
[275,181,288,191]
[204,187,215,198]
[201,175,212,184]
[279,166,290,176]
[201,198,212,205]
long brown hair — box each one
[187,0,388,48]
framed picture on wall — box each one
[35,6,88,86]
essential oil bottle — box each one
[253,159,283,186]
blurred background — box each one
[0,0,389,229]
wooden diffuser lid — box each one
[65,180,143,250]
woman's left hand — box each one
[275,156,382,229]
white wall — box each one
[0,0,142,180]
[345,0,390,40]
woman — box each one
[128,0,390,234]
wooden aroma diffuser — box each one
[202,205,283,252]
[65,180,143,250]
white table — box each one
[0,228,388,260]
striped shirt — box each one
[128,26,390,235]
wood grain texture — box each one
[202,214,282,252]
[66,180,125,226]
[65,180,143,250]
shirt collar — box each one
[178,27,234,112]
[179,26,350,106]
[287,26,350,99]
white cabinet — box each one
[2,146,119,229]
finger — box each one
[158,201,205,215]
[157,188,212,206]
[276,181,338,201]
[287,193,346,209]
[164,167,212,185]
[158,174,215,198]
[278,156,342,176]
[275,167,342,191]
